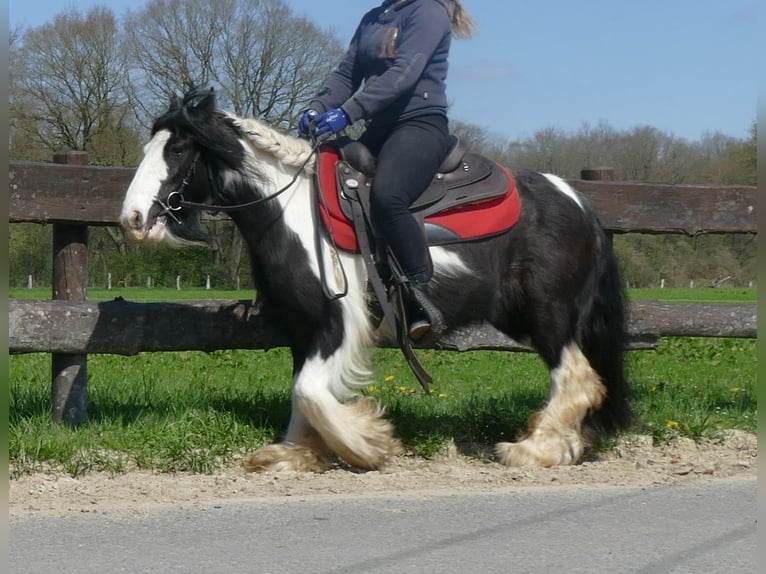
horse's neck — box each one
[227,161,317,286]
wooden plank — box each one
[570,179,757,235]
[628,300,757,338]
[9,298,288,355]
[9,161,757,234]
[9,161,134,225]
[8,299,756,356]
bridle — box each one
[153,137,322,223]
[150,130,349,302]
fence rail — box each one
[7,153,758,425]
[8,298,757,356]
[9,159,758,234]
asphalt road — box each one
[9,478,756,574]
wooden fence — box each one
[8,152,758,425]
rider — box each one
[298,0,476,342]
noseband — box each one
[153,151,200,224]
[152,139,321,223]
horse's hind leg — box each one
[496,342,606,467]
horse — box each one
[120,88,631,472]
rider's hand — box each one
[312,108,350,138]
[297,109,319,138]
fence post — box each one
[580,167,615,182]
[581,167,616,248]
[51,150,89,426]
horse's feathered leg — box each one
[244,278,401,472]
[496,342,606,466]
[243,403,332,473]
[292,352,401,470]
[491,171,630,466]
[244,352,401,472]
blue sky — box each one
[10,0,758,143]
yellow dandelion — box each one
[384,375,395,382]
[438,393,447,398]
[666,420,678,429]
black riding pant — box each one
[359,114,451,283]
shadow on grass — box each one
[386,390,546,456]
[11,380,546,455]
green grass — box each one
[9,337,756,478]
[9,287,757,477]
[12,285,755,304]
[627,287,756,304]
[10,286,251,301]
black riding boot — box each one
[406,278,446,343]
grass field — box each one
[10,285,758,303]
[9,287,757,477]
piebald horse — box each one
[121,89,631,471]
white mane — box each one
[228,113,316,172]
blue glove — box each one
[298,109,319,138]
[312,108,349,138]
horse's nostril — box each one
[126,210,143,230]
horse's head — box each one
[120,87,234,244]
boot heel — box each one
[408,284,446,343]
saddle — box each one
[314,136,521,393]
[316,136,520,253]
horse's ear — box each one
[182,86,216,116]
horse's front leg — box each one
[244,399,332,473]
[244,352,401,473]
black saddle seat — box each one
[337,134,463,179]
[334,135,506,219]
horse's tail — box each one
[577,216,633,436]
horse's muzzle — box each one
[121,209,165,241]
[122,209,143,231]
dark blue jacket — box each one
[309,0,452,127]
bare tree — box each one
[125,0,344,129]
[123,0,223,122]
[11,7,136,163]
[122,0,346,285]
[449,120,507,163]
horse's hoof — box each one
[495,433,583,467]
[243,443,331,473]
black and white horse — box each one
[121,89,631,471]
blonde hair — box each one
[445,0,477,39]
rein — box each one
[153,138,321,220]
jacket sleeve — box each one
[340,3,450,124]
[309,28,364,114]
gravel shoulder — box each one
[9,430,757,518]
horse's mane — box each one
[152,88,315,173]
[228,114,315,172]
